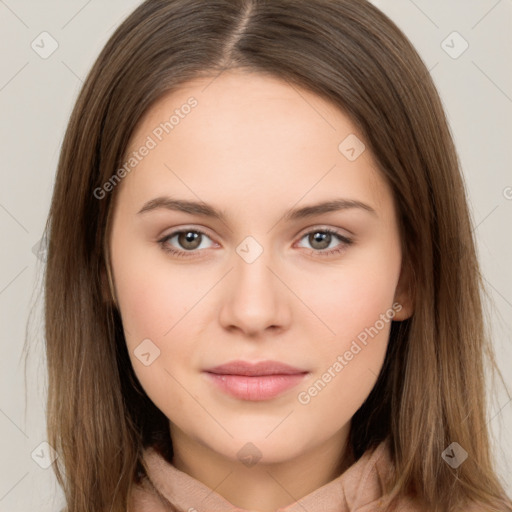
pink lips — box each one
[204,360,309,401]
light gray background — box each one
[0,1,510,510]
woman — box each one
[42,0,512,510]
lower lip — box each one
[204,372,308,401]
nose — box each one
[218,243,291,337]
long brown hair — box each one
[39,0,512,510]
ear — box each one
[392,259,415,321]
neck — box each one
[170,422,353,512]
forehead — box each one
[129,69,355,150]
[116,70,390,219]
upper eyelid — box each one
[160,225,217,244]
[296,225,352,239]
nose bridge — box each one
[219,234,288,334]
[233,234,277,301]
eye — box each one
[158,227,353,259]
[158,228,216,258]
[296,228,353,257]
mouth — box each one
[203,360,310,401]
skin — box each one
[108,69,413,512]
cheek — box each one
[302,251,400,348]
[295,284,394,431]
[113,239,207,346]
[111,236,220,397]
[114,258,198,415]
[293,248,399,410]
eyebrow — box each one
[137,196,377,221]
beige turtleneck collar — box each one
[129,438,427,511]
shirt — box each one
[128,438,434,511]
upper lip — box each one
[205,360,308,376]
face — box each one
[108,69,412,465]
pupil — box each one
[180,231,200,249]
[311,232,330,249]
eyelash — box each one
[157,227,353,259]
